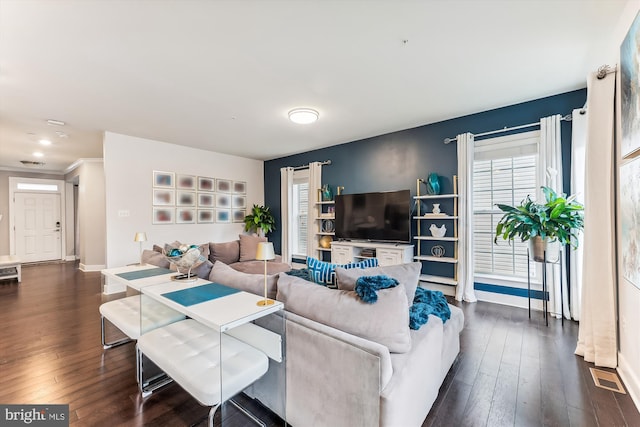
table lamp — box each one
[134,232,147,265]
[255,241,275,306]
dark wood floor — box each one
[425,298,640,427]
[0,262,638,426]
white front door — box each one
[14,192,62,262]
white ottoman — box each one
[137,319,269,426]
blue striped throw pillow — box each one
[306,257,379,286]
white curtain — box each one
[456,132,477,302]
[539,114,569,319]
[575,70,617,368]
[280,167,294,264]
[306,162,322,258]
[570,108,587,320]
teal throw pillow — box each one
[306,257,379,286]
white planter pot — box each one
[528,236,559,263]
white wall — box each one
[65,160,107,270]
[103,132,264,268]
[615,0,640,411]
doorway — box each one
[9,177,66,263]
[14,192,62,262]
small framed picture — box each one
[153,207,174,224]
[216,179,232,193]
[216,209,231,223]
[216,194,231,208]
[198,176,215,192]
[232,195,246,208]
[176,208,196,224]
[177,191,196,206]
[233,181,246,194]
[233,209,246,223]
[177,174,196,190]
[198,209,215,223]
[153,189,175,206]
[198,193,215,207]
[153,171,174,188]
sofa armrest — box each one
[283,311,392,427]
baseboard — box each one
[618,352,640,412]
[65,255,76,262]
[79,263,106,272]
[475,289,544,311]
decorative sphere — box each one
[169,248,182,257]
[319,235,333,249]
[179,244,189,252]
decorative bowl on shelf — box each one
[163,244,206,282]
[429,224,447,238]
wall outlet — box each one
[118,210,130,217]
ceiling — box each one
[0,0,628,173]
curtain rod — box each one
[292,160,332,170]
[443,114,573,144]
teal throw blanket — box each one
[409,288,451,329]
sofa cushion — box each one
[276,274,411,353]
[209,260,278,299]
[230,260,291,275]
[141,249,170,269]
[239,234,267,262]
[335,262,421,306]
[306,257,379,286]
[209,240,241,265]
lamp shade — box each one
[255,242,275,261]
[134,232,147,242]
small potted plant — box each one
[243,204,276,237]
[494,186,584,262]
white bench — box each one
[0,255,21,283]
[99,296,185,349]
[137,319,269,427]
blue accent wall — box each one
[265,89,587,265]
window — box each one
[291,171,309,257]
[472,131,541,282]
[16,183,58,191]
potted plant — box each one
[243,204,276,237]
[494,186,584,262]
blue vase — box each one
[427,173,441,195]
[321,185,333,201]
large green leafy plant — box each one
[243,204,276,236]
[494,187,584,247]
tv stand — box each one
[330,241,413,267]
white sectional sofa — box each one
[209,261,464,427]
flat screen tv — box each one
[334,189,411,243]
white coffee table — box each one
[0,255,21,283]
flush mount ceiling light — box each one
[288,108,319,124]
[47,119,65,126]
[39,139,52,146]
[33,151,44,158]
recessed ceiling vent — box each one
[20,160,46,166]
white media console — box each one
[330,241,414,267]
